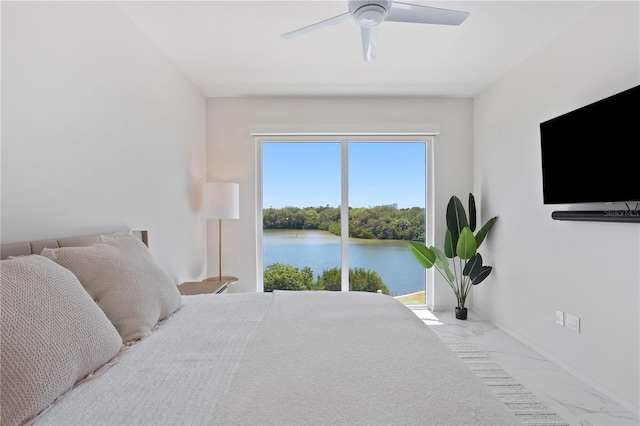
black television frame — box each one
[539,84,640,223]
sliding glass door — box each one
[262,142,342,291]
[348,142,426,303]
[259,137,430,305]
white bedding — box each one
[35,291,520,425]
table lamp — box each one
[204,182,239,283]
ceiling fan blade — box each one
[361,25,379,62]
[386,2,469,25]
[281,12,352,39]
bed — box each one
[1,230,521,426]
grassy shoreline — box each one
[394,291,425,305]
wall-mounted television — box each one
[540,84,640,205]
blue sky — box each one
[262,142,426,209]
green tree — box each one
[316,267,341,291]
[316,267,390,294]
[263,205,425,242]
[303,208,321,229]
[263,263,317,292]
[263,207,280,228]
[326,222,341,236]
[349,268,389,294]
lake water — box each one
[263,229,425,296]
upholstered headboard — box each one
[0,230,148,260]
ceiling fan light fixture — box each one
[281,0,469,62]
[353,4,387,27]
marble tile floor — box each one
[409,307,640,426]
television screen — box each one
[540,84,640,205]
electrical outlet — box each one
[565,312,580,333]
[556,310,564,326]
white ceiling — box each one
[117,1,600,98]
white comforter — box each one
[36,291,520,425]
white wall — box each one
[1,2,207,282]
[473,2,639,413]
[206,96,473,308]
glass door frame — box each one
[254,133,436,307]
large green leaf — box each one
[471,266,493,285]
[432,246,454,283]
[468,193,477,232]
[408,242,436,269]
[456,227,477,260]
[463,253,483,277]
[446,196,468,239]
[444,229,456,258]
[475,216,497,248]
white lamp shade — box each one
[204,182,239,219]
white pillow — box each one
[0,255,122,426]
[42,234,182,344]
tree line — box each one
[263,205,425,241]
[263,263,390,294]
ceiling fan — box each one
[281,0,470,62]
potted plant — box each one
[409,193,497,320]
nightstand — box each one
[178,276,238,295]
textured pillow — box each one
[41,234,182,343]
[0,255,122,426]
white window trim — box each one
[250,124,439,137]
[253,130,436,308]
